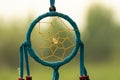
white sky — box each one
[0,0,120,29]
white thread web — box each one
[31,17,76,62]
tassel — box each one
[80,76,89,80]
[26,76,32,80]
[18,78,24,80]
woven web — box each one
[31,17,76,62]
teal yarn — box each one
[50,0,55,6]
[80,42,87,76]
[19,44,24,78]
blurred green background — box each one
[0,3,120,80]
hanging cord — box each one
[18,42,31,80]
[50,0,55,6]
[24,43,30,76]
[52,67,59,80]
[49,0,56,11]
[19,44,24,79]
[80,42,87,76]
[80,42,89,80]
[24,42,32,80]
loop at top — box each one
[50,0,55,6]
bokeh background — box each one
[0,0,120,80]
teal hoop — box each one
[27,12,80,67]
[27,12,81,80]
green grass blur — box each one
[0,4,120,80]
[1,59,120,80]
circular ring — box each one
[26,12,81,68]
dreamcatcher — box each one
[18,0,90,80]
